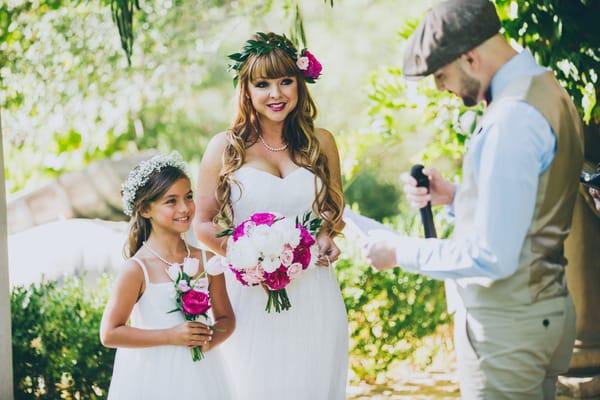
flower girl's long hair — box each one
[215,33,344,235]
[124,166,189,258]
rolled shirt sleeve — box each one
[395,101,556,281]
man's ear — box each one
[461,50,481,73]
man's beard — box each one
[459,71,481,107]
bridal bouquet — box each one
[166,257,211,361]
[218,211,321,313]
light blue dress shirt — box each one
[394,51,557,280]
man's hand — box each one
[401,167,455,208]
[361,234,399,271]
[590,188,600,212]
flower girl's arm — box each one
[194,133,230,255]
[205,272,235,350]
[100,260,210,348]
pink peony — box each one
[293,245,312,269]
[250,213,277,226]
[302,50,322,80]
[297,225,316,247]
[232,222,247,241]
[181,290,211,315]
[230,266,249,286]
[263,266,291,290]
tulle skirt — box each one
[108,344,233,399]
[221,265,349,400]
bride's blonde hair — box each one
[215,33,343,235]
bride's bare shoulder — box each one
[314,127,339,155]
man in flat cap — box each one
[363,0,584,398]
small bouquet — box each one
[217,211,322,313]
[166,257,211,361]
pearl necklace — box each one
[143,240,190,266]
[259,135,288,152]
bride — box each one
[193,32,348,400]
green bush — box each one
[11,245,451,393]
[11,276,115,399]
[345,170,401,222]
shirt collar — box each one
[488,50,539,102]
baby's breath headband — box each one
[121,151,188,216]
[227,32,323,86]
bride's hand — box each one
[315,233,340,267]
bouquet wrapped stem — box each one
[265,288,292,313]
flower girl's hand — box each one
[168,321,213,348]
[315,234,340,267]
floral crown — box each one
[121,151,188,217]
[227,32,323,86]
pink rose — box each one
[302,50,322,80]
[263,266,291,290]
[296,56,309,70]
[281,249,294,267]
[244,265,265,285]
[181,290,211,316]
[250,213,277,226]
[287,262,303,279]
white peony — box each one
[251,224,285,257]
[272,219,301,248]
[261,255,282,273]
[228,237,260,269]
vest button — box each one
[543,319,550,327]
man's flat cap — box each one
[403,0,501,80]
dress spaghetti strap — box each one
[130,256,150,287]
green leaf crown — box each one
[227,32,300,87]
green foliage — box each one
[345,170,401,221]
[495,0,600,124]
[11,277,114,399]
[339,259,449,381]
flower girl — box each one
[101,152,234,399]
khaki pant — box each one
[454,295,576,400]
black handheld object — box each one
[580,170,600,191]
[410,164,437,238]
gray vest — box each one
[449,71,584,309]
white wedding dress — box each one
[221,166,349,400]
